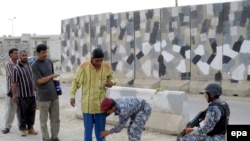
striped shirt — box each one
[5,59,17,92]
[12,61,35,98]
[70,61,116,113]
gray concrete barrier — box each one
[75,86,189,134]
[107,86,189,134]
[0,75,6,98]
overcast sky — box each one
[0,0,241,36]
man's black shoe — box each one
[2,128,10,134]
[52,137,60,141]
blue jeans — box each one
[83,113,106,141]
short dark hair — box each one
[92,48,104,58]
[8,48,18,56]
[19,50,27,55]
[110,99,116,108]
[36,44,47,52]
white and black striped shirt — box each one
[12,62,35,98]
[5,59,16,92]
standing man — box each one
[100,97,152,141]
[12,50,38,136]
[32,44,60,141]
[70,48,116,141]
[179,82,230,141]
[2,48,18,134]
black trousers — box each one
[17,96,36,131]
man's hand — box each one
[182,127,194,134]
[12,95,18,103]
[105,81,113,88]
[100,130,110,137]
[52,74,60,78]
[70,98,75,107]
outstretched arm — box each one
[100,116,129,137]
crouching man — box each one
[100,97,152,141]
[178,83,230,141]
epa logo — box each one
[227,125,250,140]
[231,131,247,138]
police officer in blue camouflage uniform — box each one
[100,97,152,141]
[179,82,230,141]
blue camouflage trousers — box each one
[179,133,225,141]
[127,103,152,141]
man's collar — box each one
[9,58,18,65]
[18,61,27,67]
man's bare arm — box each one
[11,83,17,102]
[37,74,59,85]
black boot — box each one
[2,128,10,134]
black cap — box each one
[92,48,104,58]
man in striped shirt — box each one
[2,48,19,134]
[12,50,38,136]
[70,48,116,141]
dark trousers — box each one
[17,96,36,131]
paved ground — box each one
[0,98,177,141]
[0,75,250,141]
[0,80,177,141]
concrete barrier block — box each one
[106,110,189,135]
[146,112,189,134]
[76,103,82,119]
[189,80,210,95]
[134,78,161,89]
[75,90,83,119]
[53,61,61,72]
[115,78,134,87]
[60,73,74,83]
[105,86,189,134]
[0,84,6,98]
[0,68,5,76]
[107,86,188,114]
[222,81,250,97]
[160,80,190,92]
[0,76,6,98]
[75,86,189,134]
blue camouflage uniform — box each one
[180,98,230,141]
[108,97,152,141]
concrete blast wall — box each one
[61,0,250,96]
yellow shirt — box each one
[70,61,115,113]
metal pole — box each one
[9,17,16,48]
[9,17,16,36]
[11,19,14,36]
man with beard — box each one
[12,50,38,136]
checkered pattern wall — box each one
[61,0,250,84]
[90,13,111,61]
[111,12,135,80]
[161,6,191,80]
[61,16,91,72]
[190,1,250,82]
[134,9,161,79]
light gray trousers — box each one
[39,99,60,141]
[4,95,18,129]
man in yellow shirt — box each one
[70,48,115,141]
